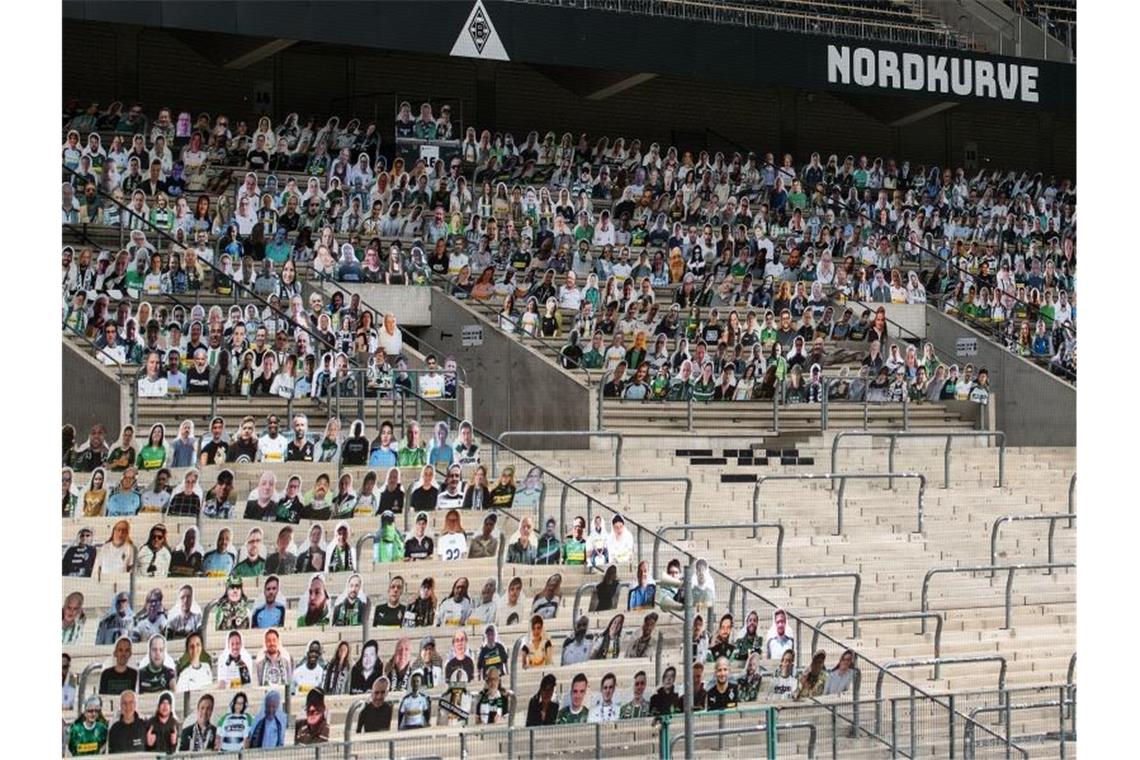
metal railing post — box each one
[1058,685,1067,760]
[682,562,694,760]
[1067,473,1075,527]
[686,394,693,432]
[902,389,909,431]
[943,436,952,488]
[890,698,898,758]
[887,435,896,490]
[949,694,956,759]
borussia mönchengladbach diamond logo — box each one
[468,7,491,53]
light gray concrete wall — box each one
[926,309,1074,446]
[337,285,432,326]
[63,341,128,440]
[418,290,590,443]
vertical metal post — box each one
[1058,685,1067,760]
[682,563,694,760]
[949,694,956,759]
[821,383,829,430]
[888,436,896,490]
[594,721,602,760]
[902,389,909,431]
[765,705,778,760]
[890,699,898,758]
[1004,568,1015,630]
[1047,519,1057,573]
[862,392,868,430]
[831,705,838,759]
[686,394,693,432]
[909,686,917,759]
[944,437,952,489]
[772,383,780,433]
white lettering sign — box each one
[461,324,484,347]
[826,45,1040,104]
[956,337,978,357]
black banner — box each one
[63,0,1074,110]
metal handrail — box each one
[76,663,102,718]
[554,475,692,550]
[651,522,783,580]
[60,166,345,382]
[668,720,818,758]
[875,655,1008,736]
[376,387,1028,757]
[450,277,594,384]
[497,431,622,492]
[965,698,1072,760]
[920,562,1076,631]
[811,612,944,678]
[730,571,861,634]
[830,430,1006,489]
[989,513,1074,573]
[1067,473,1076,528]
[571,580,633,621]
[752,472,926,535]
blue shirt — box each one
[106,490,141,516]
[369,446,398,468]
[253,603,286,629]
[427,443,454,469]
[628,583,657,610]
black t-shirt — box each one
[379,488,404,514]
[107,716,148,754]
[62,545,96,577]
[357,702,393,733]
[247,150,270,171]
[186,367,211,394]
[137,664,175,694]
[649,690,682,716]
[286,440,314,462]
[706,683,740,712]
[373,602,407,627]
[226,438,258,463]
[178,722,218,752]
[199,438,228,465]
[404,535,434,561]
[250,374,274,396]
[243,499,276,521]
[148,716,179,753]
[410,487,438,512]
[444,656,475,684]
[341,436,369,465]
[526,696,558,727]
[99,667,138,696]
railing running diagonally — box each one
[752,471,927,535]
[920,562,1076,632]
[965,691,1074,760]
[729,571,862,634]
[989,513,1075,573]
[571,580,633,620]
[830,430,1006,489]
[371,390,1030,756]
[874,655,1008,736]
[651,522,784,579]
[497,430,622,491]
[553,475,693,542]
[811,612,944,678]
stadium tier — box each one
[59,2,1076,758]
